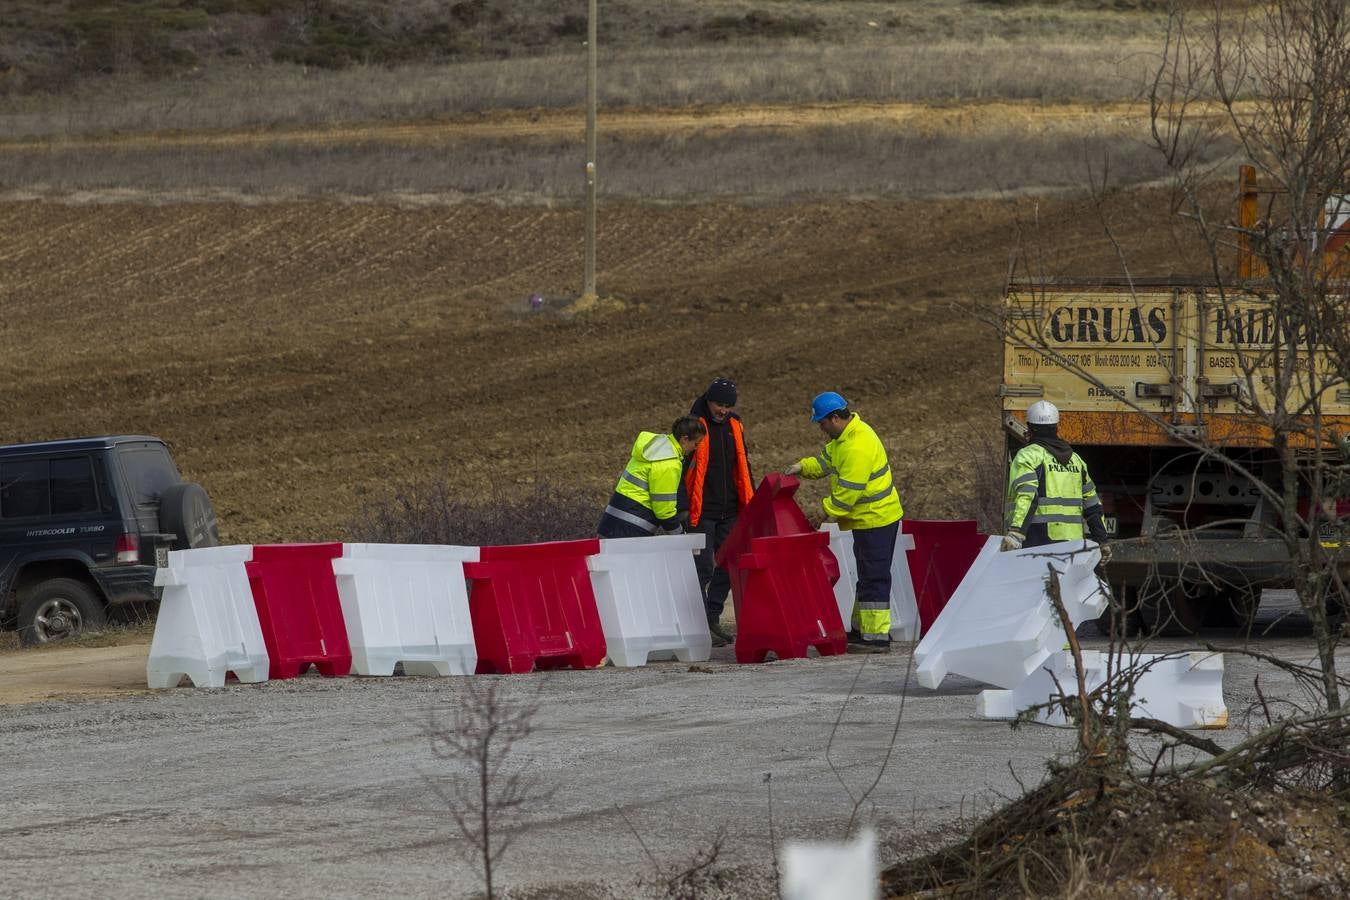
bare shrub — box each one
[348,475,598,546]
[424,678,552,899]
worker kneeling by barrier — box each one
[247,542,352,679]
[148,545,270,689]
[333,543,479,676]
[466,539,607,673]
[587,533,712,668]
[733,532,847,664]
[977,651,1227,729]
[914,539,1108,690]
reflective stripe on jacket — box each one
[602,431,686,533]
[797,414,903,530]
[1005,443,1102,544]
[684,415,753,527]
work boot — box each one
[847,630,891,654]
[708,619,734,647]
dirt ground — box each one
[0,632,1340,899]
[0,100,1169,149]
[0,640,151,705]
[0,124,1191,545]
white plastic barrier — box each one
[781,828,878,900]
[587,533,711,667]
[822,524,858,632]
[914,538,1108,690]
[147,545,269,689]
[977,650,1227,729]
[821,524,919,641]
[332,543,479,677]
[890,525,920,641]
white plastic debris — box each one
[821,524,919,641]
[332,543,480,677]
[147,545,269,689]
[914,538,1108,690]
[977,650,1227,729]
[781,827,878,900]
[587,533,711,667]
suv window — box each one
[51,457,99,515]
[1,459,51,518]
[0,456,100,519]
[118,446,181,508]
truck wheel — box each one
[159,482,220,550]
[17,578,107,646]
[1140,586,1206,636]
[1093,585,1144,638]
[1208,590,1259,632]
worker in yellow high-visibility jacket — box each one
[598,416,706,538]
[1002,401,1111,559]
[787,392,903,652]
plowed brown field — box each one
[0,107,1195,544]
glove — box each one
[785,462,802,476]
[1098,543,1113,564]
[1000,530,1024,552]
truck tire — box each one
[1207,589,1259,632]
[158,482,220,550]
[1093,584,1144,638]
[17,578,107,646]
[1139,586,1206,636]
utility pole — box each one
[582,0,597,301]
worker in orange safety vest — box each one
[683,378,754,646]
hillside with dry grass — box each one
[0,0,1210,545]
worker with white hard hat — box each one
[1003,400,1111,560]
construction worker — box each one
[684,378,755,647]
[598,416,707,539]
[786,392,903,652]
[1002,400,1111,559]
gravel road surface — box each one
[0,602,1336,899]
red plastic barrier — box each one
[903,520,986,635]
[465,539,606,674]
[715,473,812,569]
[716,475,839,604]
[246,542,350,679]
[732,532,847,664]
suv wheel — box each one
[17,578,107,646]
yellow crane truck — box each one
[1000,168,1350,634]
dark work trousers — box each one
[693,515,738,621]
[851,520,900,632]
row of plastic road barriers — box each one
[147,473,968,688]
[146,523,936,689]
[148,473,1227,732]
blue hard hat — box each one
[810,391,848,422]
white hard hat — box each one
[1027,400,1059,425]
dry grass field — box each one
[0,0,1206,545]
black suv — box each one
[0,435,218,645]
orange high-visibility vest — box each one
[684,416,753,527]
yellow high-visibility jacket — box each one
[1005,443,1106,545]
[605,431,686,532]
[797,414,903,530]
